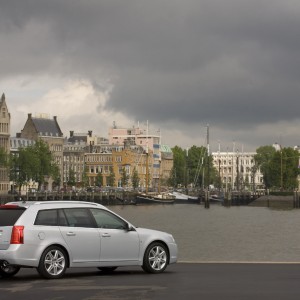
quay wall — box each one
[249,195,294,209]
[0,191,137,205]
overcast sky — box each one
[1,0,300,152]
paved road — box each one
[1,263,300,299]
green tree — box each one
[254,145,276,188]
[187,145,214,188]
[283,147,300,189]
[67,168,76,187]
[255,145,300,190]
[32,140,57,189]
[10,146,40,192]
[9,140,59,191]
[131,167,140,189]
[121,167,130,187]
[170,146,185,187]
[171,145,217,189]
[50,163,61,190]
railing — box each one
[0,190,138,205]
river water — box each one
[109,204,300,263]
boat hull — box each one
[174,197,200,204]
[135,195,175,205]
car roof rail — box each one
[34,201,101,207]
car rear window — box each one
[0,206,26,226]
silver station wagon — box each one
[0,201,177,279]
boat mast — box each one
[145,120,149,194]
[207,124,210,191]
[158,129,161,194]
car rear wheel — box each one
[98,267,118,273]
[37,246,68,279]
[142,242,169,274]
[0,263,20,278]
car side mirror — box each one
[126,224,135,231]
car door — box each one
[59,208,101,264]
[90,208,140,264]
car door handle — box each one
[66,232,76,236]
[102,233,111,237]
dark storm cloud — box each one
[1,0,300,147]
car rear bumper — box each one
[0,245,40,267]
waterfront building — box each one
[160,145,173,186]
[68,130,108,146]
[85,142,151,189]
[65,130,152,189]
[212,151,264,191]
[20,113,64,189]
[63,131,110,187]
[63,141,86,188]
[0,94,10,194]
[108,122,170,188]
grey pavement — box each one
[1,263,300,299]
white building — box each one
[212,151,264,191]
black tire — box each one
[37,246,68,279]
[98,267,118,273]
[0,264,20,278]
[142,242,169,274]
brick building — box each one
[20,113,64,189]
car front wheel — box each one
[142,242,169,274]
[37,246,68,279]
[0,263,20,278]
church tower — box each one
[0,93,10,194]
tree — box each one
[121,167,130,187]
[255,145,300,190]
[50,162,61,190]
[67,168,76,187]
[282,147,300,189]
[187,145,216,188]
[131,167,140,189]
[32,140,57,189]
[171,145,218,189]
[170,146,186,187]
[254,145,276,189]
[10,146,40,192]
[9,140,59,191]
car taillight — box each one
[10,226,24,244]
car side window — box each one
[63,208,96,228]
[58,209,69,226]
[90,208,128,230]
[35,209,58,226]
